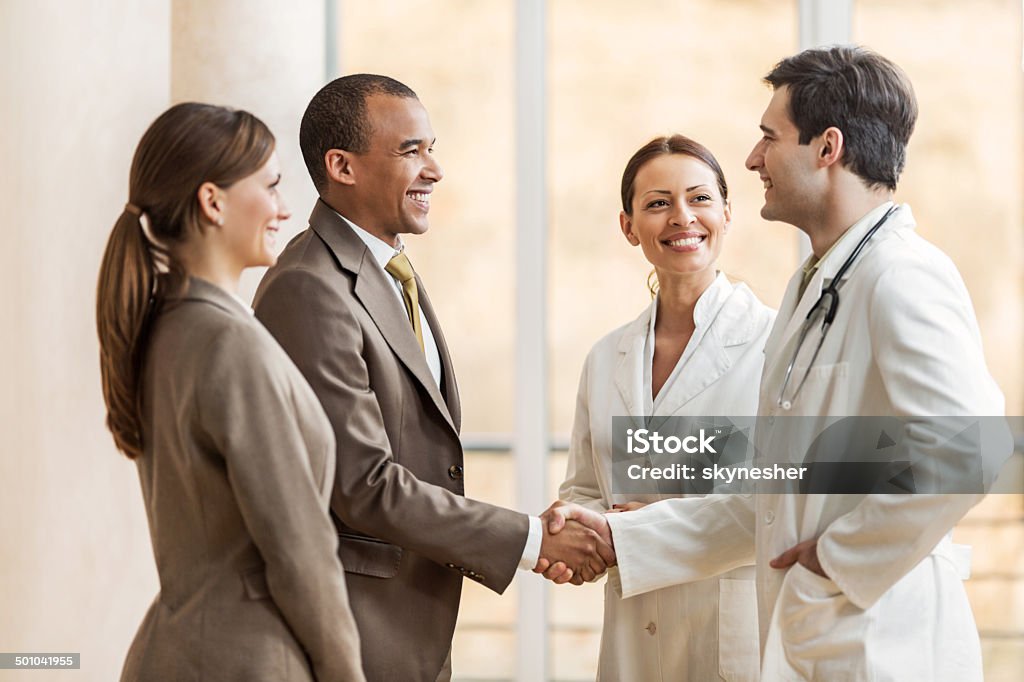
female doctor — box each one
[558,135,774,681]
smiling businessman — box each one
[253,74,613,681]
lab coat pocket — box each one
[772,562,864,678]
[718,578,760,681]
[784,361,849,416]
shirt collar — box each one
[801,200,895,287]
[341,215,405,270]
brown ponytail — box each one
[96,103,274,458]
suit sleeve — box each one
[196,322,365,682]
[559,350,608,511]
[816,253,1012,610]
[255,267,529,594]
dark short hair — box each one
[621,134,729,215]
[299,74,417,192]
[765,46,917,191]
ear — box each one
[818,127,844,168]
[325,149,357,187]
[619,211,640,246]
[196,181,225,227]
[722,199,732,233]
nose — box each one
[277,194,292,221]
[745,139,765,172]
[672,202,697,225]
[423,152,444,183]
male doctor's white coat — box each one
[606,203,1009,681]
[561,273,774,681]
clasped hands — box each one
[532,500,633,586]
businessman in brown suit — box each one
[254,74,612,681]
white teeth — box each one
[408,192,430,203]
[666,236,704,247]
[763,179,772,189]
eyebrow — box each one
[398,137,436,150]
[759,124,777,136]
[642,184,710,196]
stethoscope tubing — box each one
[776,204,901,410]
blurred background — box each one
[1,0,1021,680]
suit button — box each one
[448,464,464,480]
[445,562,456,569]
[646,622,657,635]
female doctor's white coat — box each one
[605,203,1011,682]
[560,273,775,681]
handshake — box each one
[532,501,647,586]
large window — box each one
[336,1,1023,679]
[854,2,1024,678]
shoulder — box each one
[860,227,969,302]
[588,305,651,360]
[715,280,776,346]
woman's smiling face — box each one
[620,153,731,282]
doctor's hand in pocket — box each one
[770,538,829,578]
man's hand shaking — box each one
[533,501,616,586]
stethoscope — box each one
[777,204,900,410]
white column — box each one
[171,0,327,302]
[796,0,853,261]
[515,1,549,681]
[799,0,853,49]
[0,2,170,678]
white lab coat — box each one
[607,203,1010,681]
[560,273,775,681]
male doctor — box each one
[542,46,1008,680]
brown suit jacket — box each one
[123,277,364,682]
[254,200,530,681]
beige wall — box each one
[0,2,325,679]
[0,2,170,680]
[171,0,326,302]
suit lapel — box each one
[309,200,458,435]
[648,277,737,427]
[766,265,817,375]
[417,277,461,432]
[614,306,650,430]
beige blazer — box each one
[254,200,529,682]
[122,277,364,682]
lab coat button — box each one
[764,510,775,524]
[646,622,657,635]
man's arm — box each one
[810,256,1012,609]
[255,267,608,592]
[542,494,756,595]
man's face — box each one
[745,86,822,228]
[347,94,443,245]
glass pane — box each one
[855,3,1024,679]
[549,0,798,674]
[339,0,516,433]
[549,0,800,437]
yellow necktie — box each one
[385,252,425,352]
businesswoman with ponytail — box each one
[97,103,364,682]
